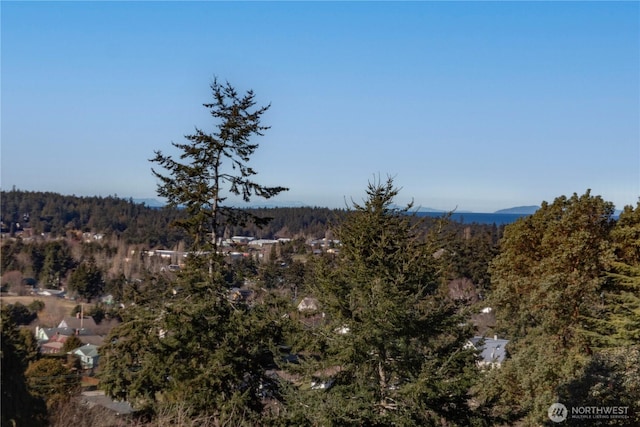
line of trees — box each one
[0,190,348,245]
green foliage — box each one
[150,78,288,252]
[559,346,640,426]
[39,240,75,288]
[18,327,41,364]
[0,239,25,272]
[28,299,46,312]
[443,224,500,291]
[281,178,482,426]
[101,79,291,424]
[486,191,618,425]
[81,303,120,324]
[586,201,640,348]
[25,357,80,410]
[611,201,640,265]
[0,190,353,249]
[2,301,38,325]
[1,310,48,426]
[490,190,615,345]
[0,189,190,245]
[0,239,45,282]
[585,262,640,348]
[477,333,589,425]
[99,260,286,423]
[98,306,164,411]
[8,173,637,426]
[67,256,105,301]
[61,335,84,353]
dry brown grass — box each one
[0,295,92,328]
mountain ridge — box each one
[493,205,540,214]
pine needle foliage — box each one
[281,177,481,426]
[150,77,288,253]
[100,78,289,425]
[587,201,640,348]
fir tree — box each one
[150,77,288,255]
[1,309,48,426]
[281,177,481,426]
[67,256,105,302]
[586,202,640,347]
[100,78,289,424]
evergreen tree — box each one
[585,202,640,347]
[150,77,288,255]
[61,335,84,353]
[98,305,167,411]
[39,241,74,289]
[490,191,615,344]
[2,302,38,325]
[100,78,289,424]
[1,310,48,426]
[559,345,640,426]
[67,256,105,301]
[99,261,287,423]
[281,178,481,426]
[611,201,640,265]
[25,357,80,411]
[18,328,40,364]
[484,191,616,424]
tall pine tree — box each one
[100,78,288,424]
[150,77,287,255]
[281,178,481,426]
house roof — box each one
[42,341,65,351]
[58,316,98,331]
[49,334,69,343]
[73,344,99,358]
[78,335,105,346]
[469,336,509,365]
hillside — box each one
[494,205,540,214]
[0,190,347,245]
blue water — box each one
[416,212,529,225]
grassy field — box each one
[0,295,86,328]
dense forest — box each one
[0,190,350,245]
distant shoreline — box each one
[416,212,530,225]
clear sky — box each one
[2,1,638,212]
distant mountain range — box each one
[415,205,539,214]
[493,205,540,215]
[134,199,544,214]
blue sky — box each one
[2,1,638,212]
